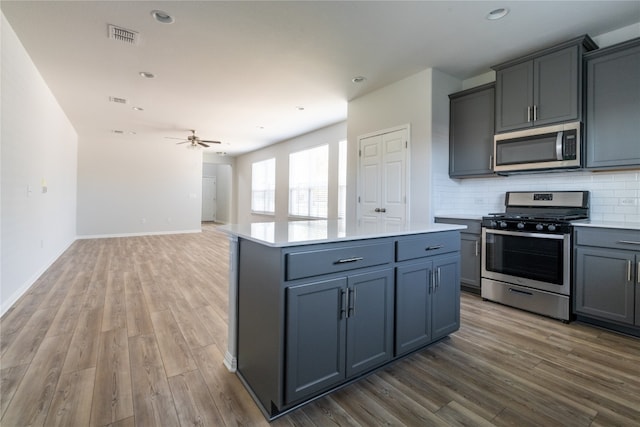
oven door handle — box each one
[484,228,566,240]
[509,288,534,296]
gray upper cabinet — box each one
[584,38,640,170]
[449,83,495,177]
[493,35,597,133]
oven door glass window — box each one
[485,232,564,285]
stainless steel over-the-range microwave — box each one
[493,121,581,173]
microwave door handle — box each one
[556,131,564,160]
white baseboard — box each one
[224,351,237,372]
[1,238,76,317]
[76,229,202,240]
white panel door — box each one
[358,127,408,223]
[202,176,217,222]
[359,134,383,221]
[381,130,406,223]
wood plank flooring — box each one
[2,224,639,426]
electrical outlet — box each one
[620,198,637,206]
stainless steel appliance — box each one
[481,191,589,321]
[493,121,581,173]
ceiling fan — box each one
[166,130,221,148]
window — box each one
[251,158,275,214]
[338,139,347,219]
[289,145,328,218]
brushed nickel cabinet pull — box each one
[348,288,356,317]
[475,241,479,257]
[341,289,348,319]
[527,106,531,122]
[425,245,443,251]
[533,104,538,121]
[335,257,363,264]
[619,240,640,245]
[628,260,632,282]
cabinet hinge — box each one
[359,149,362,157]
[405,141,408,148]
[358,196,361,203]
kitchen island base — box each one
[218,221,464,420]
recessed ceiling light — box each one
[296,106,305,111]
[486,8,509,20]
[132,106,144,111]
[139,71,155,79]
[151,10,175,24]
[112,129,124,134]
[216,152,227,156]
[352,76,366,83]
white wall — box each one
[347,68,461,223]
[76,135,204,237]
[234,121,346,224]
[1,13,78,315]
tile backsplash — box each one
[434,169,640,223]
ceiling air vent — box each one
[109,96,128,104]
[108,24,139,45]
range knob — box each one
[499,221,508,228]
[535,223,544,231]
[490,220,498,228]
[517,222,525,230]
[547,224,557,232]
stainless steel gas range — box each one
[481,191,590,322]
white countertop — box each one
[434,214,484,221]
[217,219,466,247]
[571,220,640,231]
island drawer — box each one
[286,240,394,281]
[574,227,640,250]
[396,232,460,261]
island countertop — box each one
[217,219,466,247]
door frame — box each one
[356,124,411,222]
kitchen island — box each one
[217,219,465,419]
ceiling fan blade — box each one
[176,141,189,144]
[200,140,221,144]
[165,136,187,140]
[198,142,210,148]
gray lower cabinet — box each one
[585,38,640,169]
[574,227,640,335]
[236,231,461,419]
[448,83,495,177]
[395,254,460,357]
[285,268,394,404]
[435,217,481,293]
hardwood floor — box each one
[2,225,639,426]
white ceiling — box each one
[2,1,639,156]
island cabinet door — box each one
[285,277,347,404]
[431,254,461,341]
[345,268,395,378]
[395,261,433,356]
